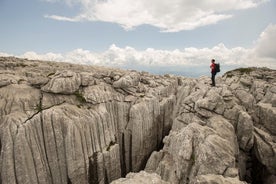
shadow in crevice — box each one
[245,148,276,184]
[251,153,267,184]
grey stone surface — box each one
[111,171,169,184]
[0,58,275,184]
[190,174,247,184]
[0,57,177,184]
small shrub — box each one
[74,91,86,103]
[234,68,254,74]
[35,103,43,112]
[226,73,234,78]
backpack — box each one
[215,63,220,73]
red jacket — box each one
[210,63,215,73]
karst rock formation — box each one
[0,57,275,184]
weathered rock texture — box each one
[0,57,275,184]
[143,68,276,184]
[0,57,177,184]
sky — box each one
[0,0,276,77]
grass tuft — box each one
[74,91,86,103]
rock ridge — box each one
[0,57,275,184]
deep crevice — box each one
[240,148,273,184]
[67,176,72,184]
[104,169,109,184]
[129,133,132,172]
[120,133,126,177]
[88,152,99,184]
[251,151,268,184]
[0,139,1,184]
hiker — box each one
[210,59,216,86]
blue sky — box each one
[0,0,276,77]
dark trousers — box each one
[211,72,216,86]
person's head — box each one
[211,59,215,63]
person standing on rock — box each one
[210,59,216,86]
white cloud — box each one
[0,44,253,68]
[43,0,268,32]
[253,24,276,59]
[1,24,275,74]
[44,15,78,22]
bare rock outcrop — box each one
[190,174,247,184]
[0,57,177,184]
[143,68,276,184]
[110,171,169,184]
[0,57,275,184]
[41,71,81,94]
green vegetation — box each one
[225,67,255,78]
[233,68,254,74]
[35,102,43,112]
[74,91,86,103]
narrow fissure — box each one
[39,92,53,182]
[239,147,272,184]
[67,176,72,184]
[11,124,19,184]
[251,150,268,184]
[88,152,99,184]
[129,133,132,172]
[104,169,109,184]
[40,108,54,183]
[0,138,1,184]
[120,133,126,177]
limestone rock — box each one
[0,84,41,117]
[113,72,140,94]
[237,111,254,151]
[111,171,169,184]
[190,174,247,184]
[253,128,276,174]
[147,67,276,184]
[146,120,238,183]
[0,57,178,184]
[257,102,276,135]
[83,84,124,104]
[0,73,18,87]
[42,71,81,94]
[0,57,275,184]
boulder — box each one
[253,128,276,174]
[191,174,247,184]
[146,120,239,183]
[257,103,276,135]
[42,71,81,94]
[111,171,169,184]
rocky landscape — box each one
[0,57,275,184]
